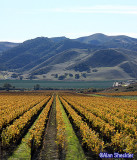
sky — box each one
[0,0,137,42]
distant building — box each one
[113,82,122,87]
[113,80,137,87]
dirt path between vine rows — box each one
[38,98,59,160]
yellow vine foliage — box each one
[0,95,46,130]
[1,96,50,146]
[59,96,104,154]
[56,96,66,149]
[60,94,137,153]
[28,96,53,149]
[97,91,137,96]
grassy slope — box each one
[114,96,137,100]
[58,96,86,160]
[8,133,31,160]
[0,73,4,79]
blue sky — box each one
[0,0,137,42]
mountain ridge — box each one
[0,42,19,53]
[0,33,137,81]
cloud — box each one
[19,5,137,15]
[44,5,137,15]
[0,39,25,43]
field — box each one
[96,91,137,100]
[0,91,137,160]
[0,80,115,89]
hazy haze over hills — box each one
[0,42,19,53]
[0,33,137,81]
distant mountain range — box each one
[0,42,19,53]
[0,33,137,81]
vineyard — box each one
[0,91,137,159]
[96,91,137,96]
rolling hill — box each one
[0,33,137,81]
[0,42,19,53]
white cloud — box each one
[44,5,137,15]
[18,5,137,15]
[0,39,24,43]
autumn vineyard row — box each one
[0,92,137,159]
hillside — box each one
[0,42,19,53]
[75,33,137,51]
[0,34,137,81]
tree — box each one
[3,83,12,91]
[82,73,86,78]
[58,75,66,80]
[34,84,40,90]
[19,76,23,80]
[54,74,58,78]
[75,74,80,79]
[11,73,18,78]
[69,73,73,77]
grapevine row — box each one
[62,96,115,140]
[56,96,66,150]
[59,96,104,155]
[0,96,46,131]
[97,91,137,96]
[65,95,137,119]
[1,96,51,147]
[28,96,54,149]
[61,94,137,153]
[63,96,137,136]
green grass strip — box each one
[115,95,137,100]
[58,96,86,160]
[8,133,31,160]
[89,94,104,97]
[8,98,50,160]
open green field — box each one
[0,80,115,89]
[114,96,137,100]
